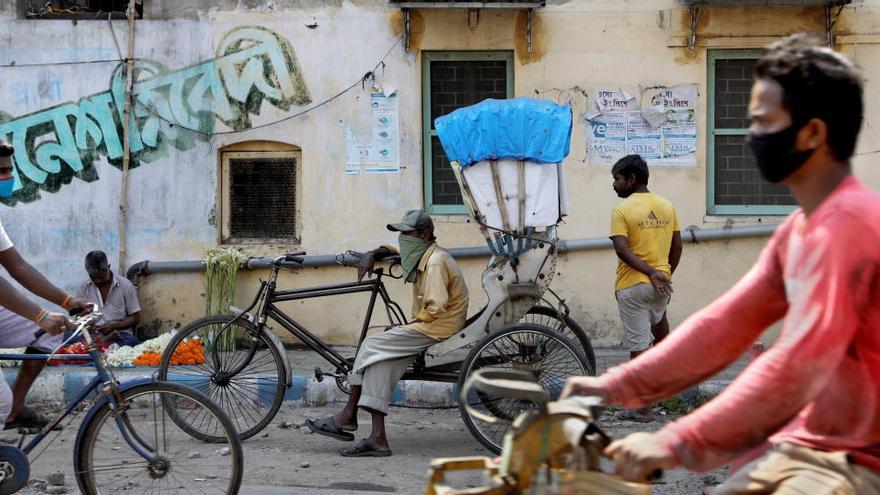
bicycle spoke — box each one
[80,386,240,494]
[462,327,588,453]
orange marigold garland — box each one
[131,339,205,367]
[168,338,206,366]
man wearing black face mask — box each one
[306,210,468,457]
[0,140,92,431]
[561,34,880,493]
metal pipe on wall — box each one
[126,223,778,286]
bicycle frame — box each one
[0,322,159,462]
[217,263,409,378]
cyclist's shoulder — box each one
[811,180,880,244]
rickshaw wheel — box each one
[521,306,597,375]
[457,323,589,454]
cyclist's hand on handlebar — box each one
[605,432,675,482]
[560,376,608,401]
[37,312,74,335]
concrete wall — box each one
[1,0,878,346]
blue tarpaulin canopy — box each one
[434,97,572,167]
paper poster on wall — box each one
[344,86,401,174]
[586,85,698,167]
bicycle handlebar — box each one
[34,302,102,340]
[335,251,403,279]
[272,251,307,268]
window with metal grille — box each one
[22,0,143,19]
[422,51,514,214]
[708,50,796,215]
[221,151,299,243]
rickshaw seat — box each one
[412,306,488,372]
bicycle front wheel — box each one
[74,381,243,495]
[158,315,287,441]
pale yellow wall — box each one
[135,1,880,347]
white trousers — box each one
[348,326,438,415]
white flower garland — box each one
[104,331,178,367]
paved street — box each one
[7,403,726,494]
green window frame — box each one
[707,49,796,216]
[422,51,514,215]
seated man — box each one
[307,209,468,457]
[0,140,91,430]
[75,250,141,347]
[562,34,880,493]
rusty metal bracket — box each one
[688,4,702,51]
[403,7,412,53]
[527,8,533,54]
[826,3,846,48]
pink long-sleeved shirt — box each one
[600,175,880,472]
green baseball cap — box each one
[387,209,434,232]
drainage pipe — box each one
[126,223,778,286]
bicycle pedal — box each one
[314,367,324,382]
[16,427,39,435]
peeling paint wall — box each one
[1,1,879,348]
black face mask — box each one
[747,124,815,183]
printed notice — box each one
[344,86,401,173]
[586,84,698,166]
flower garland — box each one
[203,246,247,352]
[40,332,207,368]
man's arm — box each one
[669,231,683,274]
[651,221,872,471]
[0,276,71,334]
[610,236,672,295]
[414,263,449,323]
[0,247,89,311]
[566,223,792,408]
[95,313,140,335]
[356,246,394,282]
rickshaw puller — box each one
[307,209,469,457]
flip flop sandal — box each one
[339,439,392,457]
[4,406,62,431]
[305,417,355,442]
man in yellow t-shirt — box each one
[609,154,682,421]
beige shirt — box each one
[400,244,469,341]
[76,273,141,335]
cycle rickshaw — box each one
[158,97,596,454]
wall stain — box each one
[673,7,710,65]
[390,9,425,54]
[514,10,546,65]
[673,6,827,65]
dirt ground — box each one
[3,402,727,494]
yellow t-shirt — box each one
[610,192,680,291]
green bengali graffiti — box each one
[0,26,312,206]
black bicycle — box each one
[158,250,595,453]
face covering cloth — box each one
[398,234,432,284]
